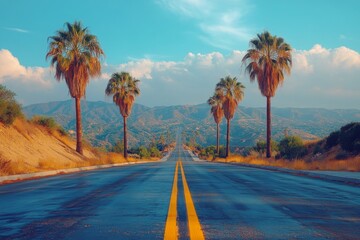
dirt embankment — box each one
[0,119,131,176]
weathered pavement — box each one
[1,143,359,239]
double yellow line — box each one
[164,160,205,240]
[164,161,179,239]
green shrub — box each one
[198,145,218,159]
[58,127,68,136]
[339,122,360,152]
[313,143,324,154]
[138,146,150,159]
[218,146,226,158]
[31,116,57,130]
[112,140,124,153]
[254,140,279,154]
[254,140,266,153]
[279,136,307,160]
[149,146,161,158]
[0,85,23,125]
[130,144,163,159]
[335,151,349,160]
[31,115,67,135]
[325,131,339,149]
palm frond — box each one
[105,72,140,118]
[215,76,245,120]
[46,21,105,98]
[242,31,292,97]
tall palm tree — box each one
[242,31,292,158]
[46,21,104,155]
[207,92,224,155]
[105,72,140,159]
[216,76,245,157]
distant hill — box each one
[23,100,360,149]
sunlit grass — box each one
[0,119,160,176]
[0,148,159,176]
[216,155,360,171]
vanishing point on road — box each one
[0,138,359,239]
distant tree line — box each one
[111,133,172,159]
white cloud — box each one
[4,27,29,33]
[100,45,360,109]
[0,49,52,87]
[332,47,360,68]
[120,59,154,79]
[308,44,330,55]
[274,45,360,108]
[157,0,253,50]
[292,53,313,73]
[1,46,360,109]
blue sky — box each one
[0,0,359,108]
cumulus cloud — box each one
[100,44,360,108]
[0,49,52,87]
[157,0,253,50]
[1,46,359,109]
[0,49,70,105]
[273,45,360,108]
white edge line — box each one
[187,150,205,162]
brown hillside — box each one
[0,119,99,176]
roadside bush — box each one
[199,145,216,159]
[335,151,350,160]
[138,146,150,159]
[339,122,360,152]
[149,146,161,158]
[129,144,162,159]
[218,146,226,158]
[254,140,279,156]
[112,140,124,154]
[31,116,57,129]
[325,130,339,149]
[279,136,307,160]
[31,115,67,135]
[58,127,68,136]
[313,143,324,155]
[0,85,23,125]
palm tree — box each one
[46,21,104,155]
[105,72,140,159]
[207,92,224,155]
[216,76,245,157]
[242,31,292,158]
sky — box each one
[0,0,359,109]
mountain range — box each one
[23,100,360,149]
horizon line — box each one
[22,99,360,111]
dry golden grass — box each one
[0,147,158,176]
[0,158,38,176]
[38,158,80,171]
[216,155,360,171]
[0,119,160,176]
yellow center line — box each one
[164,161,179,240]
[179,160,205,240]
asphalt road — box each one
[0,144,359,239]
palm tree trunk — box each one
[216,123,220,155]
[226,119,230,158]
[75,97,83,155]
[266,96,271,158]
[123,116,128,159]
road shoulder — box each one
[0,152,172,185]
